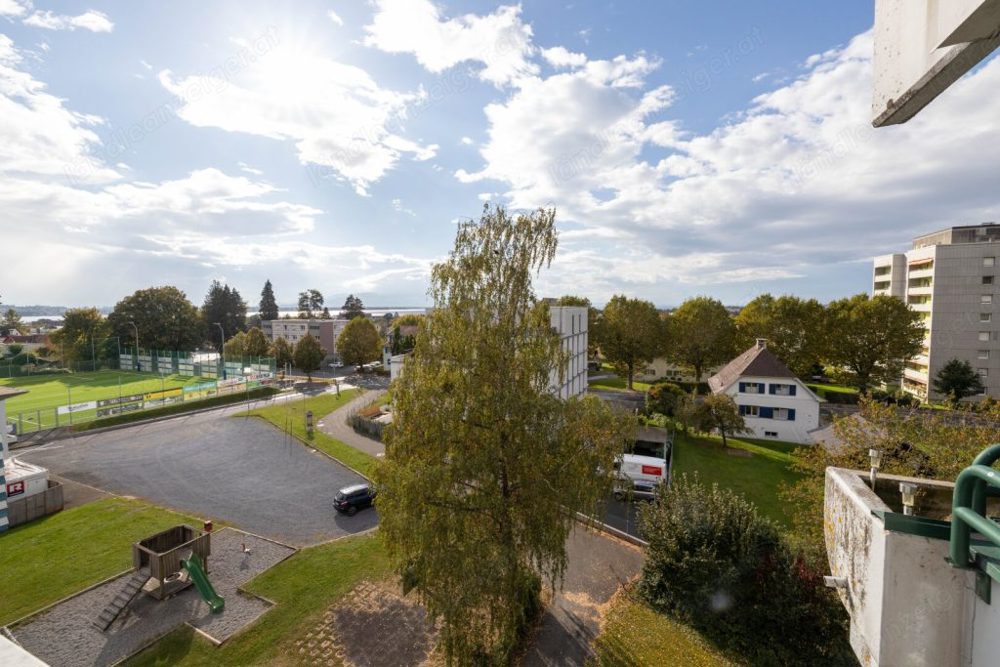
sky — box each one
[1,1,999,310]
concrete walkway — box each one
[316,388,387,457]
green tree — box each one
[243,327,270,357]
[824,294,924,394]
[639,476,853,666]
[668,297,736,386]
[259,279,279,321]
[1,307,23,335]
[293,333,325,381]
[645,382,686,417]
[223,331,246,357]
[108,286,204,352]
[692,393,750,448]
[269,337,294,370]
[336,317,382,367]
[932,358,985,404]
[297,289,324,318]
[50,307,109,365]
[374,204,634,664]
[596,295,666,390]
[201,281,247,344]
[320,306,332,319]
[339,294,366,320]
[735,294,826,377]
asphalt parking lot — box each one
[21,412,377,546]
[599,496,647,540]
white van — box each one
[614,426,671,500]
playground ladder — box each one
[92,569,150,632]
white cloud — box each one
[391,197,416,216]
[327,10,343,26]
[160,46,436,196]
[0,34,118,182]
[455,31,1000,296]
[0,0,26,17]
[237,161,263,175]
[364,0,538,87]
[541,46,586,69]
[23,9,114,33]
[460,136,474,145]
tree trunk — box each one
[627,362,634,391]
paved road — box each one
[599,497,647,540]
[316,389,387,457]
[21,410,378,546]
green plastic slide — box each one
[181,552,225,613]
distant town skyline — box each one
[3,1,998,308]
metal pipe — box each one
[949,460,1000,568]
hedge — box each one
[72,387,280,431]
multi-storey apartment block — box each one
[261,319,352,360]
[548,305,588,400]
[873,223,1000,400]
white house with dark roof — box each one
[708,339,821,444]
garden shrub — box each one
[637,475,853,667]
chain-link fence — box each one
[3,348,277,435]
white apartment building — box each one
[708,339,821,444]
[548,305,588,400]
[873,223,999,400]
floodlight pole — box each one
[214,323,225,379]
[128,321,139,371]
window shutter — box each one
[738,404,746,416]
[789,385,796,396]
[768,384,776,394]
[739,382,746,392]
[760,407,774,419]
[788,409,796,421]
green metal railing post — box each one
[950,446,1000,569]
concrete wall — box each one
[722,375,820,444]
[825,467,985,667]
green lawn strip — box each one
[245,390,378,479]
[71,387,280,432]
[0,497,206,626]
[593,590,737,667]
[672,433,802,528]
[587,376,651,392]
[124,534,392,667]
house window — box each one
[739,382,763,394]
[979,368,989,379]
[979,350,991,360]
[739,405,760,417]
[986,257,996,268]
[982,295,993,305]
[984,276,995,285]
[981,332,992,342]
[769,383,796,396]
[764,431,778,438]
[982,313,993,323]
[772,408,796,421]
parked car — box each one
[328,361,345,369]
[333,483,377,516]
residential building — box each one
[262,319,351,359]
[548,304,588,400]
[637,357,721,385]
[873,222,1000,400]
[707,339,821,444]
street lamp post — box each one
[214,322,225,379]
[128,321,139,371]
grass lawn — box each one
[593,590,736,667]
[672,433,803,528]
[125,534,391,667]
[245,389,378,478]
[1,370,203,428]
[587,376,652,392]
[0,497,205,626]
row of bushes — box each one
[638,475,854,666]
[347,412,385,441]
[73,386,280,431]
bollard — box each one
[306,410,314,437]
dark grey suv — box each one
[333,483,377,516]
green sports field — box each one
[1,370,204,430]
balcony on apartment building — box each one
[824,445,1000,667]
